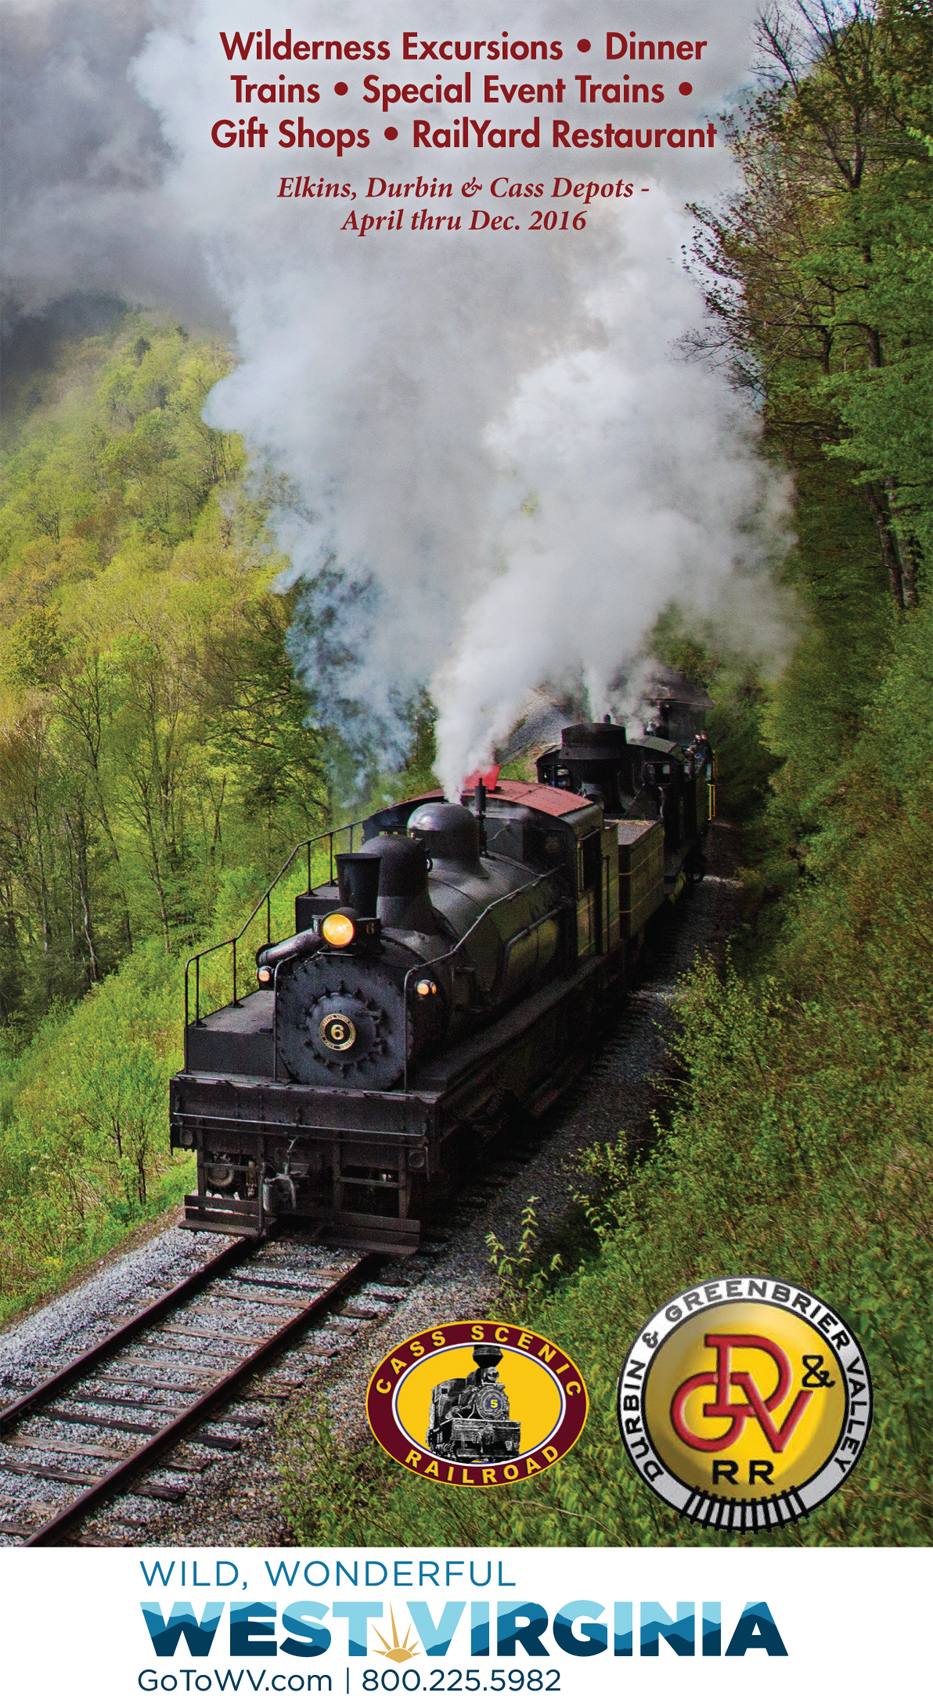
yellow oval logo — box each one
[367,1320,589,1487]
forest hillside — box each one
[0,320,332,1311]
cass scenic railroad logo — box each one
[366,1320,588,1486]
[617,1276,872,1530]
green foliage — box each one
[0,314,330,1034]
[391,690,440,801]
[279,1405,402,1548]
[0,939,194,1322]
[692,0,931,609]
[819,3,933,563]
[646,606,783,822]
[277,9,932,1543]
[0,314,344,1312]
[487,1199,564,1301]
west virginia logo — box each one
[617,1278,872,1529]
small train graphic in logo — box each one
[366,1321,587,1486]
[426,1342,521,1463]
[617,1276,872,1529]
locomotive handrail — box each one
[401,871,569,1091]
[183,817,366,1035]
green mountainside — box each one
[0,318,330,1309]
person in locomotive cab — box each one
[426,1343,522,1463]
[692,730,714,777]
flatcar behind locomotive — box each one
[170,703,714,1252]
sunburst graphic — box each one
[374,1606,421,1664]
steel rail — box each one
[18,1253,374,1547]
[0,1238,255,1434]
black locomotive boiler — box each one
[170,699,714,1252]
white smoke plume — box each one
[4,0,794,794]
[431,206,794,791]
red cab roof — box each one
[461,778,595,819]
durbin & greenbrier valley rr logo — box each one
[366,1320,588,1486]
[618,1274,872,1529]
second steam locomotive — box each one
[170,685,714,1252]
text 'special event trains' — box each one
[170,678,715,1252]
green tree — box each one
[0,316,331,1029]
[690,0,931,609]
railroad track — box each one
[0,1237,382,1546]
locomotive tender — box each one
[170,699,714,1252]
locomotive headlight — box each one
[321,912,356,948]
[415,978,437,997]
[257,965,272,984]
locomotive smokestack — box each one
[474,781,487,855]
[473,1343,503,1370]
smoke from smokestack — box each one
[430,206,793,795]
[4,0,795,794]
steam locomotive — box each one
[426,1344,521,1463]
[170,684,714,1252]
